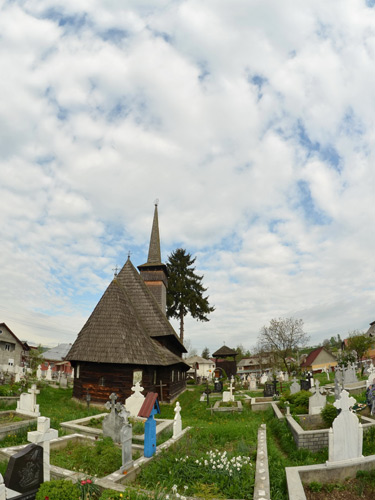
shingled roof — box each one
[212,345,237,357]
[66,270,186,366]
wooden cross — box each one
[159,380,167,402]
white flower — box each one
[172,485,178,493]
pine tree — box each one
[166,248,215,344]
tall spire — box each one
[147,202,162,264]
[138,201,168,314]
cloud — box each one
[0,0,374,354]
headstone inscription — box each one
[328,389,363,462]
[4,443,44,498]
[103,393,126,444]
[27,417,58,482]
[120,408,133,473]
[125,382,145,418]
[16,384,40,417]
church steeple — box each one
[138,202,168,313]
[147,203,162,264]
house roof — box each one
[212,345,237,357]
[300,346,335,368]
[366,321,375,338]
[43,344,72,361]
[185,355,214,366]
[0,323,27,350]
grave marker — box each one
[290,378,300,395]
[308,380,326,415]
[328,389,363,462]
[125,381,145,417]
[138,392,160,458]
[4,443,44,498]
[120,408,133,472]
[103,393,126,444]
[27,417,58,481]
[173,402,182,439]
[16,384,40,417]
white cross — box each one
[333,389,356,413]
[27,417,58,481]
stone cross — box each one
[328,390,363,462]
[105,392,123,413]
[36,366,42,380]
[45,365,52,381]
[27,417,58,481]
[314,379,320,394]
[173,402,182,439]
[120,408,133,473]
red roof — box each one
[301,346,326,368]
[138,392,160,418]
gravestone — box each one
[45,365,52,381]
[290,378,300,395]
[300,379,310,392]
[334,376,341,401]
[328,389,363,462]
[249,374,257,390]
[200,392,206,402]
[59,374,68,388]
[260,373,268,385]
[138,393,160,458]
[308,380,326,415]
[36,366,42,380]
[4,443,44,498]
[16,384,40,417]
[120,408,133,473]
[307,371,314,388]
[103,393,126,444]
[125,382,145,418]
[27,417,58,482]
[278,371,284,382]
[284,372,289,382]
[263,383,275,397]
[173,402,182,439]
[214,380,223,392]
[222,391,232,402]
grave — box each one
[16,384,40,418]
[138,392,160,458]
[172,402,182,439]
[27,417,58,482]
[120,408,133,473]
[249,374,257,390]
[260,373,268,385]
[366,364,375,388]
[328,389,363,462]
[308,380,326,415]
[290,378,301,394]
[125,381,145,418]
[2,443,44,499]
[59,374,68,389]
[45,366,52,381]
[103,393,126,444]
[36,366,42,380]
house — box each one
[66,204,190,404]
[185,355,215,379]
[42,344,73,375]
[0,323,29,369]
[237,354,272,377]
[300,346,337,373]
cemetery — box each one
[0,364,373,499]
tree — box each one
[166,248,215,344]
[201,347,210,359]
[28,344,44,374]
[346,330,374,374]
[234,344,251,361]
[258,317,309,375]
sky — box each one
[0,0,374,355]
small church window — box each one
[153,370,157,385]
[177,371,180,381]
[171,370,175,382]
[99,377,105,387]
[133,370,142,385]
[76,364,80,378]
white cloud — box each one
[0,0,374,353]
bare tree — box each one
[258,317,309,375]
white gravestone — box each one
[27,417,58,481]
[222,391,232,402]
[260,373,268,385]
[45,365,52,381]
[308,380,326,415]
[278,371,284,382]
[16,384,40,417]
[249,375,257,391]
[290,378,300,395]
[284,372,289,382]
[125,382,146,418]
[173,402,182,439]
[36,366,42,380]
[328,390,363,463]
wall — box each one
[0,325,23,366]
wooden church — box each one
[66,204,189,404]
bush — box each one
[309,481,322,492]
[36,479,79,500]
[321,404,338,428]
